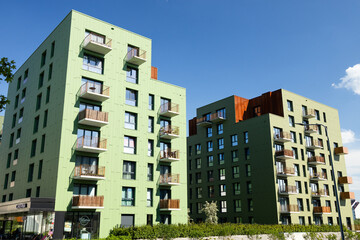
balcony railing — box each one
[304,125,318,134]
[303,108,316,118]
[277,167,295,176]
[338,176,353,184]
[340,192,355,200]
[126,48,147,65]
[275,149,294,160]
[159,126,180,139]
[334,146,348,155]
[159,199,180,210]
[78,109,109,127]
[83,32,112,55]
[72,195,104,209]
[210,112,226,123]
[306,139,323,149]
[159,149,180,162]
[313,206,331,214]
[159,174,180,186]
[308,156,325,165]
[310,172,327,181]
[196,116,211,127]
[279,185,297,195]
[159,102,179,117]
[76,136,107,153]
[311,189,329,197]
[280,204,299,213]
[79,82,110,102]
[74,164,105,180]
[274,132,292,142]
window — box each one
[196,158,201,169]
[245,148,250,160]
[297,199,304,211]
[219,169,225,180]
[126,66,138,84]
[299,217,305,225]
[3,174,9,190]
[207,170,214,182]
[147,163,153,181]
[207,141,213,152]
[231,135,238,146]
[315,110,320,120]
[21,88,26,103]
[31,139,37,157]
[12,113,16,128]
[8,193,13,201]
[14,95,19,109]
[38,160,43,179]
[9,133,14,148]
[289,116,295,127]
[28,163,34,182]
[188,146,192,156]
[33,116,40,133]
[290,131,296,143]
[122,187,135,206]
[7,153,11,168]
[14,149,18,162]
[217,108,226,118]
[248,199,254,211]
[292,147,298,159]
[208,185,215,198]
[51,41,55,57]
[218,138,224,149]
[294,164,300,176]
[196,172,202,183]
[197,187,202,198]
[287,100,293,111]
[323,112,327,122]
[17,77,21,90]
[206,127,212,137]
[83,53,103,74]
[302,105,307,116]
[48,63,53,81]
[19,108,24,123]
[234,183,241,195]
[26,189,32,198]
[124,112,137,129]
[148,117,154,133]
[253,106,261,116]
[148,94,154,110]
[235,200,242,212]
[125,89,138,106]
[246,164,251,177]
[123,161,136,180]
[38,72,44,89]
[43,110,48,128]
[124,136,136,154]
[220,201,227,213]
[195,144,201,154]
[220,184,226,196]
[148,140,154,156]
[207,156,213,167]
[232,150,239,162]
[11,171,16,182]
[36,93,42,111]
[247,182,252,194]
[147,189,153,207]
[218,153,224,165]
[296,181,302,193]
[41,50,46,67]
[217,124,223,134]
[244,131,249,144]
[36,186,40,197]
[40,134,46,153]
[24,69,29,83]
[46,86,50,103]
[233,166,240,178]
[2,195,6,203]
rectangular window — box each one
[148,117,154,133]
[28,163,34,182]
[41,50,46,67]
[248,199,253,211]
[2,195,6,203]
[207,127,212,137]
[36,93,42,111]
[216,108,226,118]
[31,139,37,157]
[207,156,213,167]
[38,72,44,89]
[43,110,48,128]
[14,95,19,109]
[253,106,261,116]
[246,164,251,177]
[217,124,223,134]
[147,163,153,181]
[48,63,53,80]
[232,150,239,162]
[83,53,103,74]
[234,183,241,195]
[196,172,202,184]
[207,170,214,182]
[126,89,138,106]
[8,193,13,201]
[244,131,249,144]
[292,147,298,159]
[124,136,136,154]
[126,66,138,84]
[290,131,296,143]
[51,41,55,57]
[297,198,304,211]
[196,158,201,169]
[220,200,227,213]
[296,181,302,193]
[195,144,201,154]
[11,171,16,182]
[148,140,154,156]
[3,174,9,190]
[323,112,327,122]
[40,135,46,153]
[123,161,136,180]
[18,108,24,124]
[247,182,252,194]
[231,135,238,146]
[26,189,32,198]
[147,188,153,207]
[122,187,135,206]
[218,153,224,165]
[21,88,26,103]
[315,110,320,120]
[218,138,224,149]
[9,133,14,148]
[148,94,154,110]
[207,141,213,152]
[208,185,214,198]
[17,77,21,90]
[124,112,137,129]
[294,164,300,176]
[287,100,293,111]
[220,184,226,196]
[233,166,240,178]
[36,186,40,197]
[38,160,43,179]
[46,86,50,103]
[33,116,40,133]
[16,128,21,144]
[289,115,295,127]
[235,200,242,212]
[7,153,11,168]
[245,148,250,160]
[24,69,29,83]
[219,169,225,180]
[197,187,202,198]
[12,113,16,128]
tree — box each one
[0,57,16,111]
[200,201,218,224]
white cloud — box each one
[341,129,357,144]
[346,149,360,194]
[332,64,360,95]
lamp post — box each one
[295,123,345,240]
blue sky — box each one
[1,1,360,203]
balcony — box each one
[276,167,295,177]
[304,125,318,134]
[126,48,146,65]
[78,109,109,127]
[159,149,180,162]
[334,147,348,155]
[79,82,110,102]
[340,192,355,200]
[280,204,299,213]
[311,189,329,198]
[159,102,179,118]
[308,156,325,165]
[83,32,112,55]
[278,185,297,195]
[210,112,226,123]
[159,174,180,186]
[310,172,327,181]
[74,165,105,181]
[72,195,104,209]
[274,132,292,143]
[159,126,180,139]
[76,136,107,153]
[275,149,294,160]
[313,206,331,214]
[338,176,353,184]
[159,199,180,211]
[303,108,316,119]
[306,139,323,150]
[196,116,211,127]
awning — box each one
[0,198,55,215]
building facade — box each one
[187,89,354,228]
[0,10,187,239]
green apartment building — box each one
[0,10,187,239]
[187,89,354,228]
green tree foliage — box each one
[0,57,16,111]
[200,201,218,224]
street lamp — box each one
[295,123,345,240]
